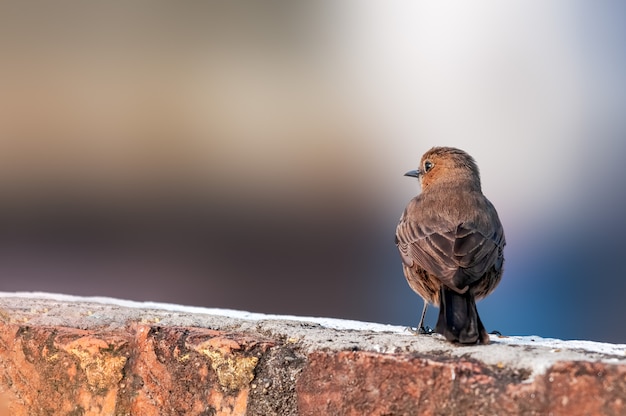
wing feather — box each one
[396,195,505,292]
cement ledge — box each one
[0,292,624,415]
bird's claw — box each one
[407,326,434,335]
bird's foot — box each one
[407,326,434,335]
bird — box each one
[395,147,505,344]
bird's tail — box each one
[435,286,489,344]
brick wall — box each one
[0,294,624,415]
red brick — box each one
[0,296,624,415]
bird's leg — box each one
[417,301,433,334]
[408,301,433,335]
[418,301,427,331]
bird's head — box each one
[405,147,482,191]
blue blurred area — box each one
[0,2,625,343]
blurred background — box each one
[0,1,625,343]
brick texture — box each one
[0,295,623,415]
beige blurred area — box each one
[0,2,373,207]
[0,2,391,319]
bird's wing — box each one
[449,222,504,286]
[396,199,505,291]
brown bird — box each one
[395,147,505,344]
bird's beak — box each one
[404,169,421,178]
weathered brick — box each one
[0,294,623,415]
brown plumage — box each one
[395,147,505,344]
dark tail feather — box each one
[435,286,489,344]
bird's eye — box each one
[424,161,434,172]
